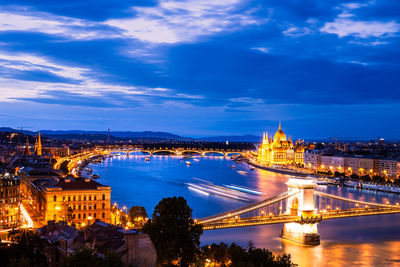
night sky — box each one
[0,0,399,139]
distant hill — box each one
[198,135,260,143]
[0,127,259,142]
[39,130,185,140]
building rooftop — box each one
[32,177,110,192]
[76,220,139,254]
[37,221,78,244]
[55,178,110,190]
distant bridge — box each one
[107,148,246,157]
[196,179,400,245]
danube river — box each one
[90,154,400,267]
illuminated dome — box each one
[273,122,287,142]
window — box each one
[102,203,105,209]
[89,196,91,201]
[84,196,86,201]
[94,196,97,201]
[102,194,105,200]
[73,196,76,201]
[68,196,71,201]
[89,204,92,210]
[63,196,65,201]
[94,204,96,210]
[83,213,86,219]
[94,213,96,218]
[102,212,105,218]
[78,214,81,219]
[83,205,86,210]
[53,196,57,202]
[78,196,81,201]
[78,205,81,210]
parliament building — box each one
[257,123,304,166]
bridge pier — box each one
[281,222,320,246]
[281,179,320,245]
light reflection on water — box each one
[91,154,400,267]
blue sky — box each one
[0,0,399,139]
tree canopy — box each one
[128,205,148,226]
[63,248,124,267]
[142,196,203,266]
[198,242,297,267]
[0,229,47,267]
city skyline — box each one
[0,0,399,139]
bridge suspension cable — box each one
[198,190,297,224]
[314,191,400,208]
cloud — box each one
[251,47,271,53]
[319,1,400,39]
[321,18,400,38]
[105,0,263,43]
[283,26,312,37]
[0,52,88,80]
[0,9,118,40]
[0,0,263,44]
[0,51,204,107]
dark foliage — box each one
[59,160,70,175]
[63,248,124,267]
[142,196,203,266]
[0,230,47,267]
[198,242,297,267]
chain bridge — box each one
[196,178,400,245]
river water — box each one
[90,154,400,267]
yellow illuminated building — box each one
[33,177,111,226]
[257,122,304,166]
[34,132,42,156]
[0,176,21,229]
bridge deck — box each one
[200,207,400,230]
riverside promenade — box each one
[246,159,314,178]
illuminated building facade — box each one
[0,175,21,228]
[378,159,400,178]
[303,152,400,177]
[35,133,42,156]
[257,123,305,166]
[32,177,111,226]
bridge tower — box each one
[282,178,320,245]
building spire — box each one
[24,137,31,156]
[279,121,282,130]
[36,132,42,156]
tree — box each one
[350,173,359,180]
[63,248,102,267]
[63,248,124,267]
[361,175,371,182]
[59,160,70,175]
[128,206,148,226]
[199,242,297,267]
[101,252,124,267]
[142,196,203,266]
[10,229,47,266]
[0,230,48,267]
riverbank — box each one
[246,160,313,178]
[246,158,400,194]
